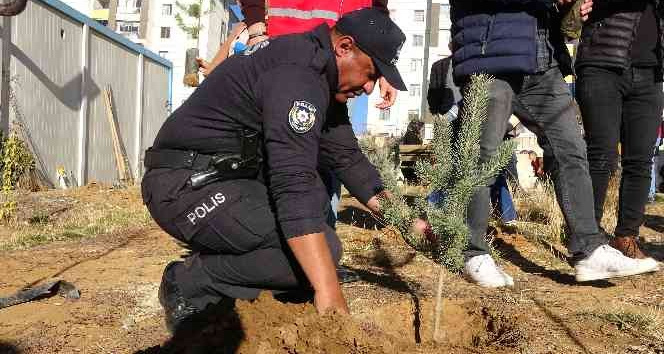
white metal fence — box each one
[0,0,172,187]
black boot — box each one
[158,261,201,333]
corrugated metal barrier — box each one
[0,0,172,186]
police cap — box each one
[336,7,407,91]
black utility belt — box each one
[145,130,261,189]
[144,148,215,171]
[144,148,261,189]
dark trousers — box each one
[144,176,342,311]
[462,67,607,260]
[576,66,663,237]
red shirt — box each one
[241,0,388,36]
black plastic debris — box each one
[0,280,80,309]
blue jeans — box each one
[491,172,517,223]
[461,67,607,261]
[649,136,661,201]
[320,169,341,230]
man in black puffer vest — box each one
[576,0,664,260]
[449,0,660,287]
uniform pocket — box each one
[174,180,277,254]
[173,181,245,241]
[205,202,278,254]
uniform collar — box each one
[310,24,339,92]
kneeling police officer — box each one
[141,8,407,331]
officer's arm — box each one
[287,233,348,313]
[259,67,348,314]
[319,104,384,208]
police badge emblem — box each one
[289,100,317,134]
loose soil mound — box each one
[138,292,524,354]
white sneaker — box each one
[575,245,660,282]
[464,254,514,288]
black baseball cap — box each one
[335,8,407,91]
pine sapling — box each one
[376,74,516,342]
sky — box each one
[350,94,368,134]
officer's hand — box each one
[314,288,349,315]
[366,190,393,217]
[580,0,593,21]
[375,77,398,109]
[286,233,350,315]
[196,57,213,77]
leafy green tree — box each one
[174,0,216,47]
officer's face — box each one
[333,36,379,103]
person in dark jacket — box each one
[575,0,664,259]
[449,0,659,287]
[142,9,407,332]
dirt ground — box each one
[1,187,664,354]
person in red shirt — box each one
[199,0,398,109]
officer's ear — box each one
[332,34,357,58]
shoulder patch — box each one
[289,100,317,134]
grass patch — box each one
[511,179,565,243]
[510,172,621,244]
[579,307,664,341]
[0,186,152,251]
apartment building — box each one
[362,0,451,137]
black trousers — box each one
[142,172,342,311]
[576,66,664,237]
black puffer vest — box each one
[575,0,664,76]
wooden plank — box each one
[399,144,432,154]
[103,86,133,183]
[399,144,433,166]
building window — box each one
[414,10,424,22]
[408,110,420,121]
[118,21,139,34]
[409,84,421,97]
[410,58,422,72]
[379,108,390,121]
[160,27,171,39]
[413,34,424,47]
[158,51,168,58]
[162,4,172,15]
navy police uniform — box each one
[141,24,384,310]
